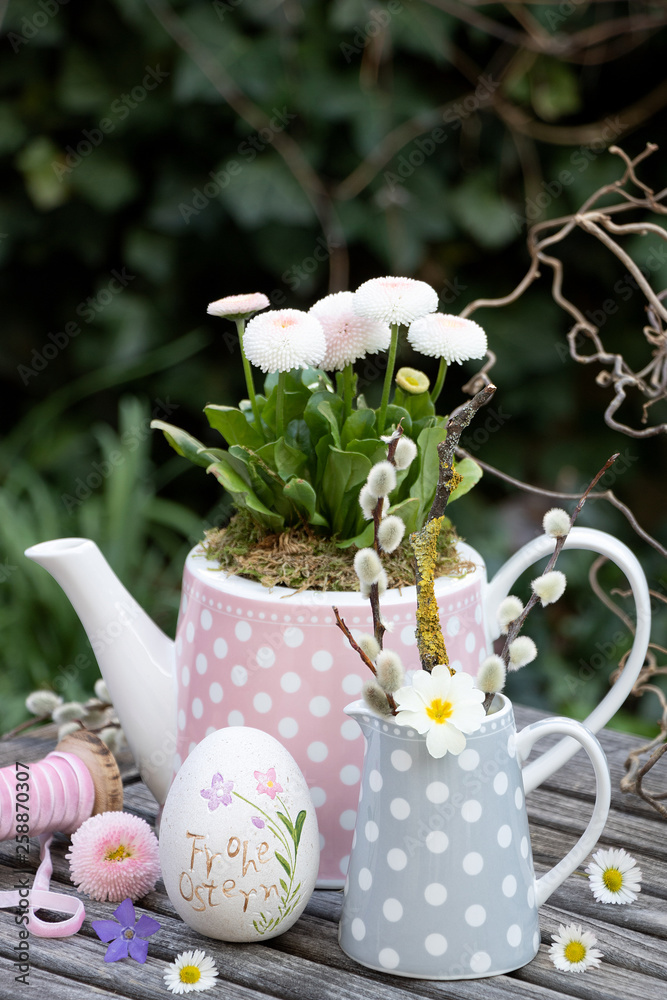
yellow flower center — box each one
[180,965,201,984]
[425,698,453,724]
[564,941,586,964]
[105,843,132,862]
[602,868,623,892]
[267,780,274,788]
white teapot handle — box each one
[485,526,651,793]
[514,716,611,907]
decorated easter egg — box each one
[159,727,319,942]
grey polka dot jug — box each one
[339,694,610,979]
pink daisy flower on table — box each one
[66,811,160,903]
[206,292,270,321]
[354,276,438,326]
[254,767,283,799]
[200,773,234,811]
[243,308,326,373]
[309,291,391,370]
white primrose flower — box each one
[497,595,524,634]
[508,636,537,670]
[407,313,487,364]
[367,460,397,497]
[543,507,571,538]
[354,548,383,586]
[476,655,506,694]
[206,292,270,320]
[532,570,566,607]
[354,276,438,327]
[243,309,326,373]
[393,435,417,470]
[309,290,391,370]
[377,515,405,553]
[394,664,485,758]
[585,847,642,905]
[548,924,603,973]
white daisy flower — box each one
[207,292,270,320]
[549,923,603,973]
[585,847,642,904]
[243,309,326,373]
[394,664,485,758]
[407,313,487,363]
[309,290,391,370]
[354,276,438,326]
[164,949,219,994]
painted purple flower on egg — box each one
[200,773,234,811]
[251,816,265,829]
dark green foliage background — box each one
[1,0,666,734]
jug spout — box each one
[24,538,176,807]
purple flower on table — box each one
[200,773,234,811]
[91,898,160,964]
[251,816,265,829]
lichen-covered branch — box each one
[410,385,496,672]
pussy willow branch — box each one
[500,454,619,659]
[332,607,398,714]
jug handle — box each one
[514,716,611,908]
[485,526,650,794]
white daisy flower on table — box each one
[309,290,391,370]
[354,275,438,326]
[164,949,219,994]
[206,292,270,320]
[549,923,603,973]
[586,847,643,905]
[407,313,487,364]
[394,663,485,758]
[243,309,326,373]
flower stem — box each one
[377,322,399,436]
[276,370,287,440]
[430,357,448,405]
[342,362,354,422]
[236,319,264,438]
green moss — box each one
[203,510,470,592]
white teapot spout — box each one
[24,537,176,807]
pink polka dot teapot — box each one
[25,527,650,885]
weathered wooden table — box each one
[1,707,665,1000]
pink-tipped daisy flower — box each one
[91,897,160,963]
[243,309,326,373]
[354,276,438,327]
[206,292,270,321]
[309,291,391,370]
[254,767,283,800]
[66,811,161,902]
[408,313,487,363]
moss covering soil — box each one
[202,510,474,592]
